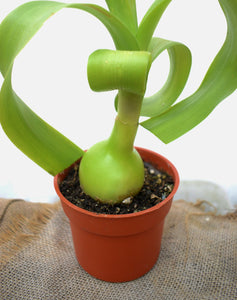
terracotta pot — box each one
[54,147,179,282]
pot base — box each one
[71,218,165,282]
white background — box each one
[0,0,236,204]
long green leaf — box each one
[0,1,139,175]
[0,1,65,76]
[0,1,83,176]
[136,0,172,50]
[105,0,138,35]
[141,37,191,117]
[141,0,237,143]
[0,70,83,175]
[67,3,139,50]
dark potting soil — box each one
[59,162,174,215]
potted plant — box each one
[0,0,236,282]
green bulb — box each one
[79,140,144,204]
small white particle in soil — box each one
[150,193,159,199]
[122,197,132,205]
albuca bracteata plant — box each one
[0,0,236,204]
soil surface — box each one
[59,162,174,215]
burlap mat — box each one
[0,198,236,300]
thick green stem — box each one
[79,90,145,204]
[80,49,151,203]
[108,90,143,153]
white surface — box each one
[174,180,235,215]
[0,0,236,206]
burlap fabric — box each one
[0,198,236,300]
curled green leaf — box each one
[0,70,83,175]
[141,0,237,143]
[87,49,151,96]
[0,1,83,175]
[0,1,139,175]
[141,38,192,117]
[67,3,139,50]
[0,1,65,76]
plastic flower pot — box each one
[54,147,179,282]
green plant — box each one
[0,0,236,204]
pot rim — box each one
[54,147,179,220]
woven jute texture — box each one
[0,198,236,300]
